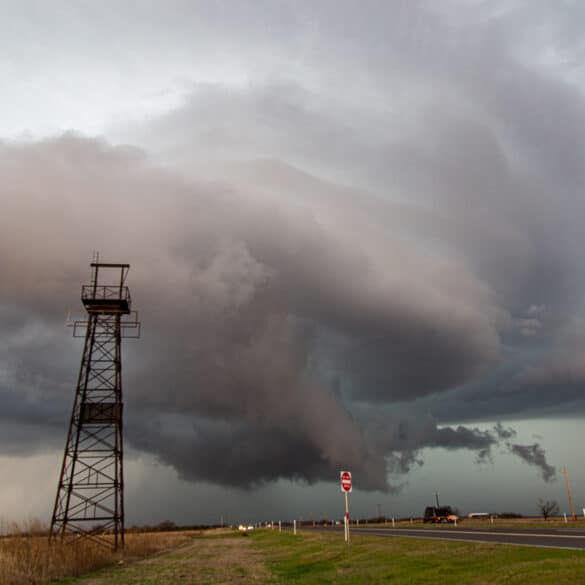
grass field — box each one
[255,529,585,584]
[19,526,585,585]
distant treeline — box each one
[126,520,215,532]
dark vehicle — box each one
[424,506,459,523]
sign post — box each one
[340,470,352,545]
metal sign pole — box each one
[345,490,350,545]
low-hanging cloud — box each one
[507,443,556,483]
[0,134,538,490]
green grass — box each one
[252,529,585,584]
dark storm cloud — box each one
[126,63,585,412]
[507,443,556,483]
[494,422,517,441]
[2,0,582,489]
[129,411,530,491]
[0,134,516,488]
[514,350,585,389]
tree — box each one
[537,499,559,520]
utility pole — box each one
[563,466,576,520]
[435,492,440,508]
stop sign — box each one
[340,470,352,493]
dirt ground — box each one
[76,535,271,585]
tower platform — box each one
[81,285,131,314]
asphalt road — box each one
[311,526,585,550]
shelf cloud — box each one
[2,0,583,495]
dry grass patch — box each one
[0,527,197,585]
[65,533,271,585]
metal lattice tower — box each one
[50,261,140,550]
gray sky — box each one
[1,0,585,525]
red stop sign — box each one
[340,470,352,493]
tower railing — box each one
[81,285,131,305]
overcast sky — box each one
[1,0,585,526]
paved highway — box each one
[311,526,585,550]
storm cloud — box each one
[0,131,556,490]
[508,443,557,483]
[1,0,582,496]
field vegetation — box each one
[0,520,201,585]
